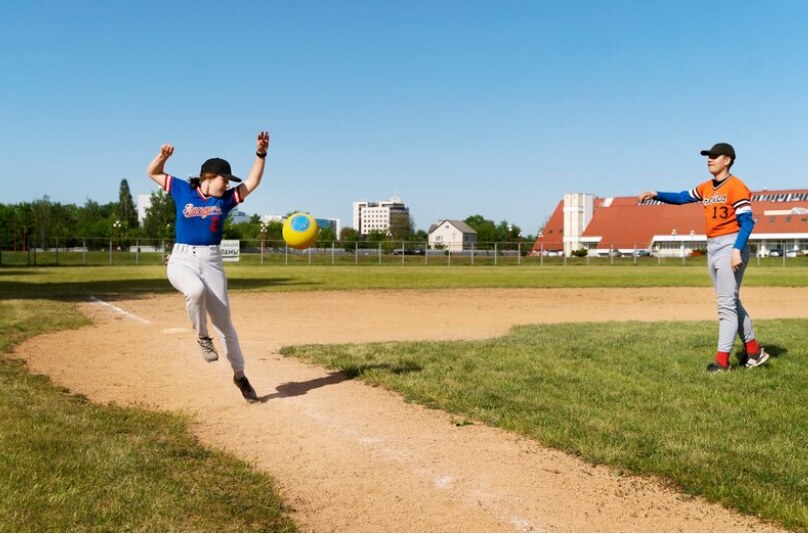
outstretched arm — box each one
[638,190,698,205]
[638,191,657,203]
[147,144,174,188]
[238,131,270,199]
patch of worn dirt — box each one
[17,287,801,532]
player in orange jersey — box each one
[639,143,769,372]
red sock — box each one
[745,339,760,356]
[715,351,730,368]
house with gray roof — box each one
[427,220,477,251]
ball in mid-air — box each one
[282,212,319,249]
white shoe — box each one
[197,336,219,362]
[745,348,769,368]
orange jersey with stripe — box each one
[688,175,753,238]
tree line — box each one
[0,180,534,250]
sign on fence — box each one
[220,239,240,262]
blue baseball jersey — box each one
[161,174,243,245]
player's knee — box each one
[184,285,205,302]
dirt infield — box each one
[17,287,804,532]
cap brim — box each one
[223,174,242,183]
[700,150,713,156]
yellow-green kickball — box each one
[282,213,319,249]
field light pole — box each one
[111,219,121,265]
[507,224,513,263]
[113,219,121,250]
[260,222,267,265]
[163,223,171,257]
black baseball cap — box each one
[700,143,736,160]
[200,157,242,182]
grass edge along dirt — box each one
[0,299,296,533]
[282,319,808,532]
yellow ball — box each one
[282,212,319,250]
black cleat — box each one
[707,361,730,373]
[233,375,258,403]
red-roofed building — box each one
[531,189,808,257]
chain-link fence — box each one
[2,238,806,267]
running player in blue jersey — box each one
[147,131,270,402]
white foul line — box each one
[88,296,151,324]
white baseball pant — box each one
[166,243,245,374]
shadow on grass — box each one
[260,371,349,401]
[0,268,40,276]
[259,362,423,402]
[0,277,310,301]
[763,344,788,358]
[341,361,424,378]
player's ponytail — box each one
[189,172,218,189]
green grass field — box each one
[0,299,295,532]
[2,264,807,531]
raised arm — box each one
[147,144,174,188]
[238,131,270,199]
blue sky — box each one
[2,0,807,235]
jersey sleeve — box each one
[655,189,699,205]
[161,174,173,194]
[165,175,191,201]
[224,188,243,208]
[734,211,755,250]
[729,179,753,249]
[730,181,753,215]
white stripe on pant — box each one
[166,243,245,373]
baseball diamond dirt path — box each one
[17,287,803,532]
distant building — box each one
[261,214,284,224]
[532,188,808,257]
[136,194,154,225]
[225,210,249,224]
[314,217,340,236]
[353,197,409,235]
[427,220,478,251]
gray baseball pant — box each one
[707,233,755,353]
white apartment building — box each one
[137,194,152,225]
[353,197,409,235]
